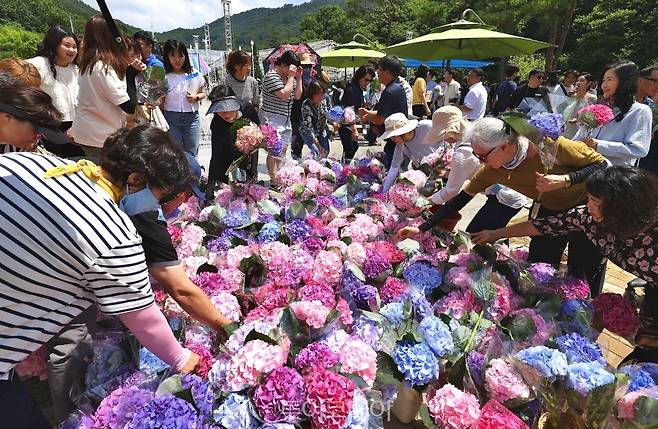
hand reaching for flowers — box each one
[395,226,421,241]
[178,351,201,374]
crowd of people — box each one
[0,12,657,428]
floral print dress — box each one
[531,206,658,284]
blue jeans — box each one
[300,131,329,158]
[162,111,201,156]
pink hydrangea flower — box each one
[484,359,531,403]
[336,297,353,325]
[379,277,408,305]
[210,292,242,322]
[226,245,253,269]
[426,384,481,429]
[435,289,478,320]
[445,266,475,289]
[226,339,288,391]
[176,224,206,258]
[235,122,264,154]
[388,182,419,211]
[298,283,336,308]
[339,338,377,387]
[167,225,182,243]
[185,342,214,378]
[305,369,356,429]
[592,293,640,337]
[253,366,306,423]
[399,169,428,189]
[312,250,343,286]
[346,242,367,267]
[290,300,331,329]
[475,400,530,429]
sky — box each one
[80,0,307,32]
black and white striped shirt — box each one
[261,69,296,118]
[0,152,153,377]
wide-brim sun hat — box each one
[423,105,468,145]
[299,52,315,66]
[206,96,241,115]
[380,112,418,140]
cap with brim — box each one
[0,101,68,145]
[380,116,418,140]
[206,96,241,115]
[185,153,205,201]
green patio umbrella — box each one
[385,15,553,62]
[320,45,384,68]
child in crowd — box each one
[206,84,242,198]
[299,80,332,158]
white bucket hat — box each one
[380,113,418,140]
[423,105,468,145]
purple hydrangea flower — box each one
[223,208,250,228]
[253,367,306,423]
[351,317,383,351]
[363,254,392,279]
[467,351,486,387]
[181,374,215,421]
[285,219,312,243]
[129,394,199,429]
[528,263,556,285]
[294,342,339,371]
[302,237,325,257]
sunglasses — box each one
[473,146,497,163]
[641,77,658,83]
[158,189,190,205]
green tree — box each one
[569,0,658,74]
[0,22,41,59]
[0,0,66,33]
[300,5,356,44]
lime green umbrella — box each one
[385,19,553,62]
[320,46,384,68]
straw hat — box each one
[299,52,315,65]
[380,113,419,140]
[423,106,468,145]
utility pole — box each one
[204,23,211,57]
[222,0,233,53]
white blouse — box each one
[164,71,205,113]
[27,56,79,122]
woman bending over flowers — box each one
[472,166,658,362]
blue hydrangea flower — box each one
[392,341,439,387]
[130,394,199,429]
[257,221,281,243]
[403,262,442,293]
[223,208,250,228]
[353,190,368,203]
[555,332,606,366]
[380,302,406,326]
[621,368,658,392]
[285,219,311,243]
[139,347,169,375]
[529,112,565,139]
[559,299,593,320]
[213,393,259,429]
[516,346,568,380]
[566,362,615,395]
[418,315,454,358]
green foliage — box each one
[0,23,41,59]
[570,0,658,74]
[300,5,357,44]
[157,0,344,50]
[0,0,140,37]
[510,54,546,80]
